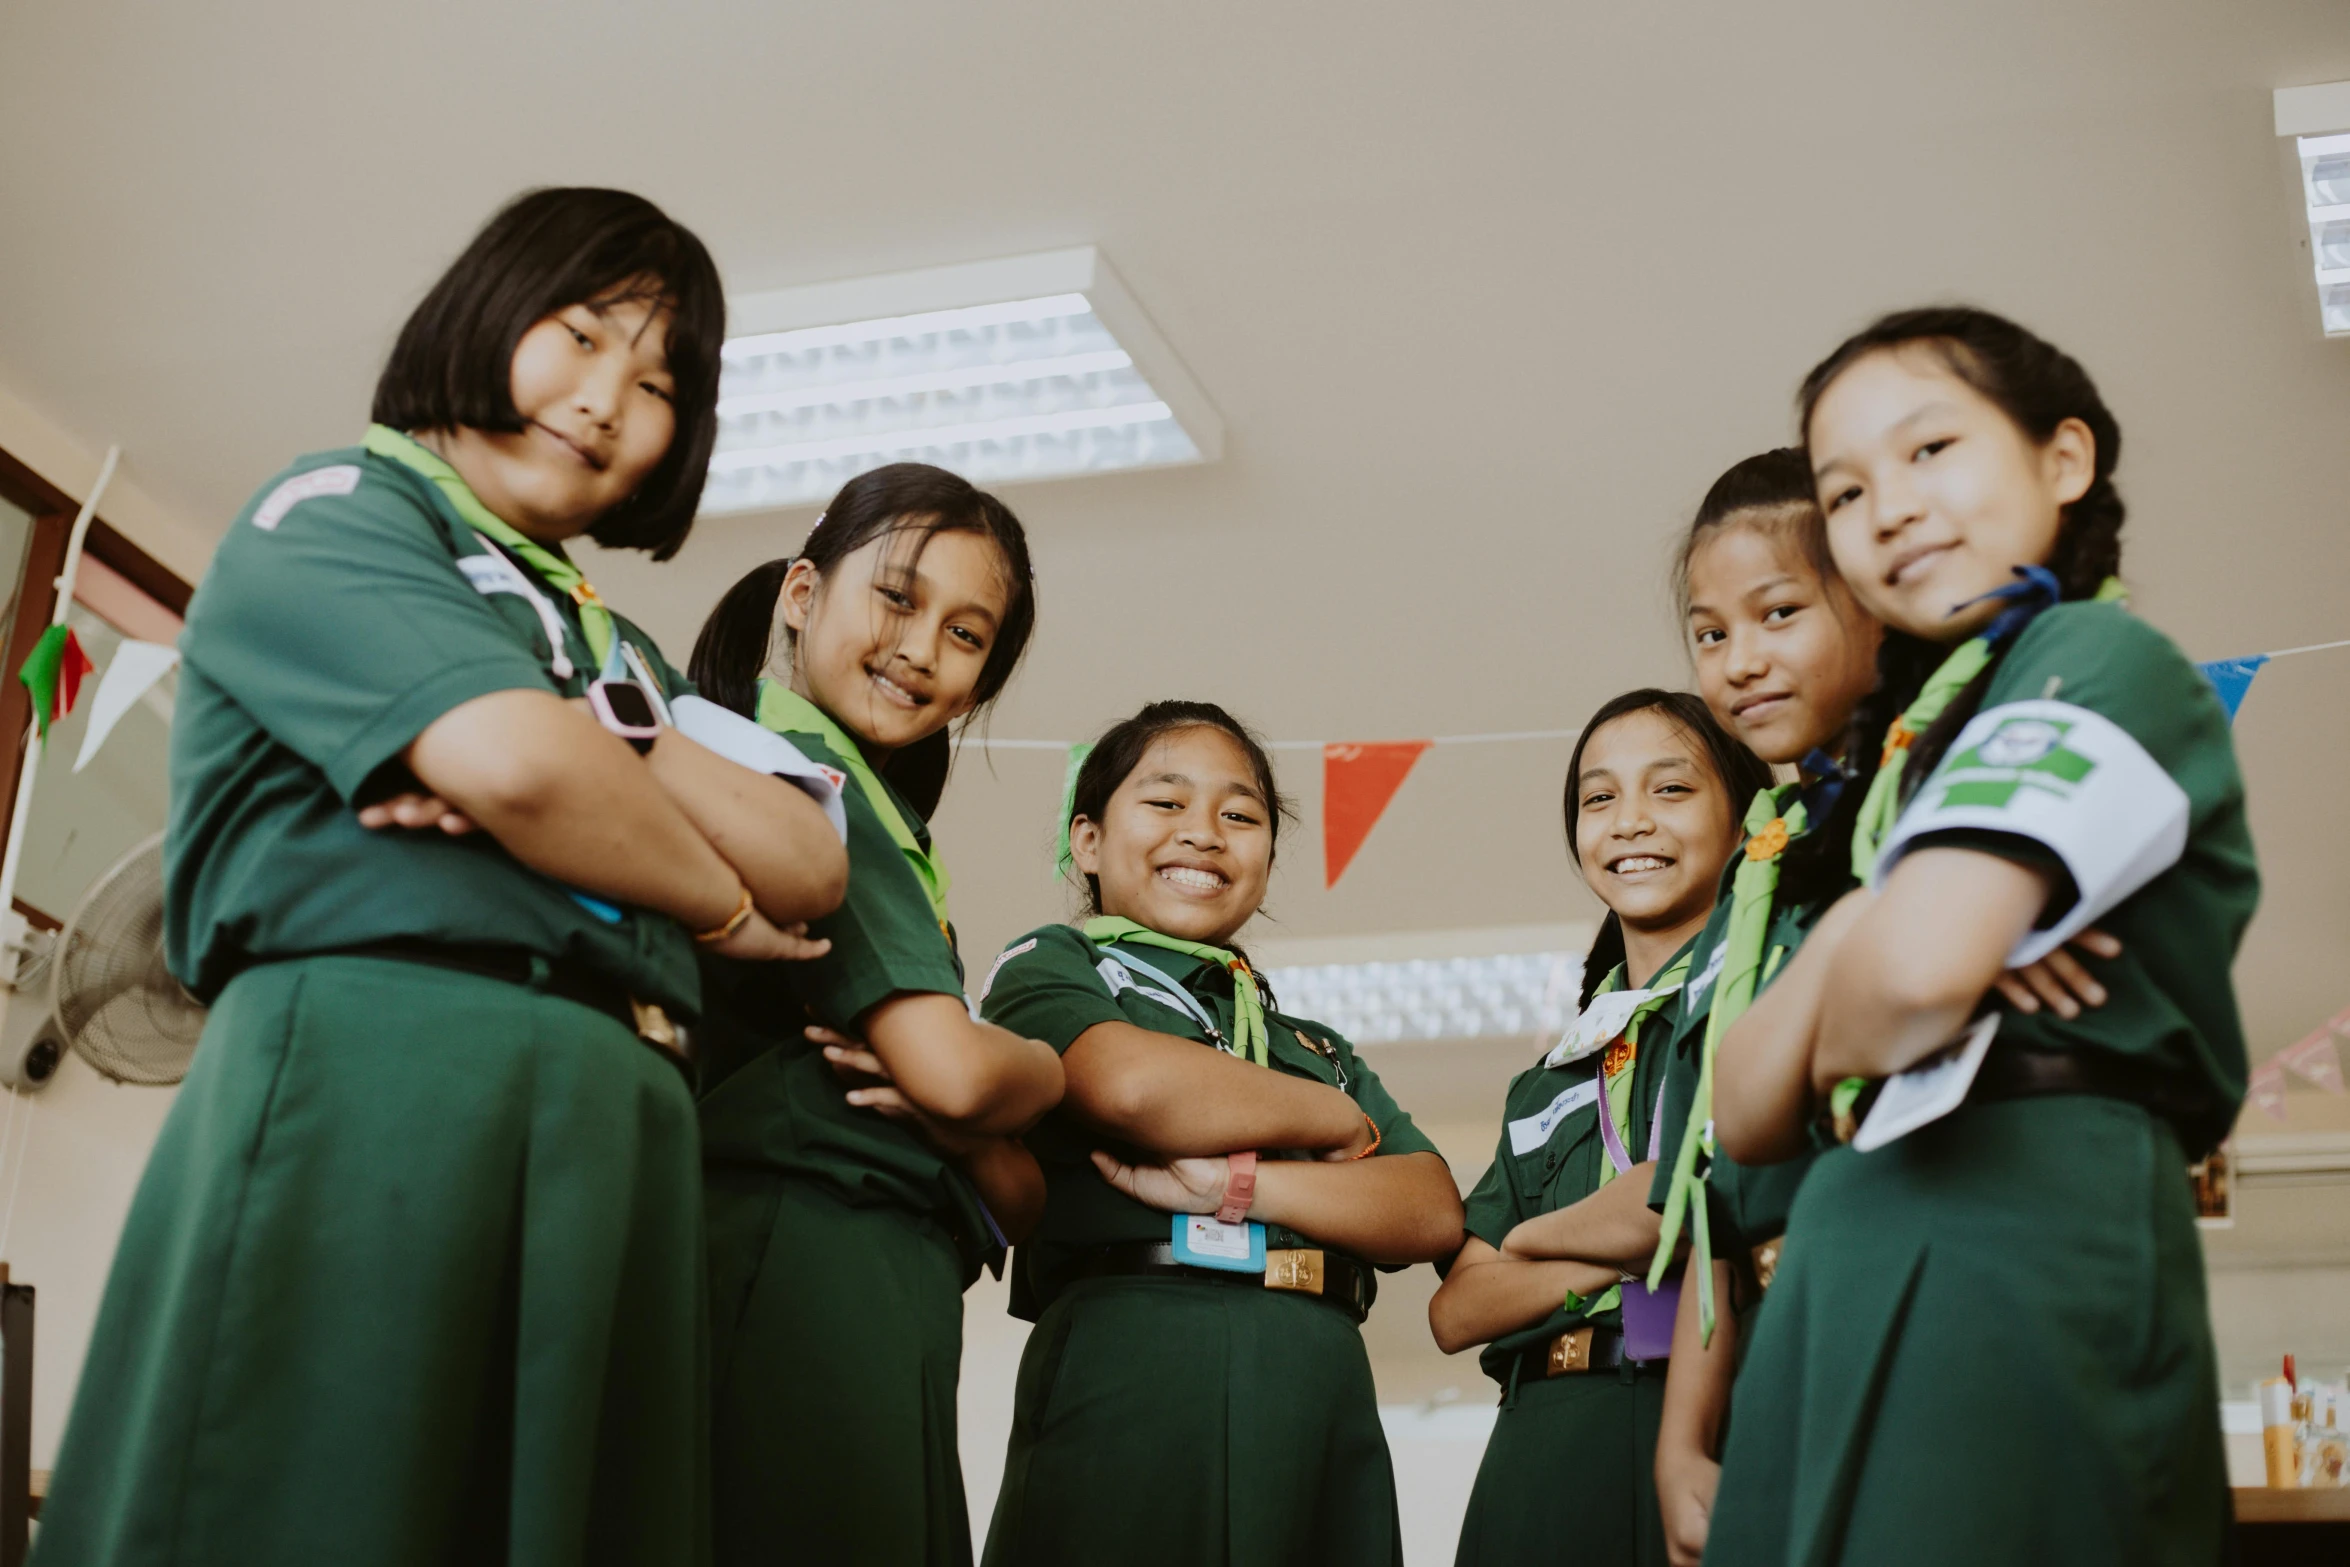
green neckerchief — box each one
[1648,784,1806,1341]
[1560,948,1692,1318]
[363,424,616,668]
[1846,638,1991,883]
[757,680,952,934]
[1083,916,1268,1067]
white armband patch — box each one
[251,464,360,531]
[670,694,848,842]
[1874,700,2188,966]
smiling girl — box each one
[1639,451,2117,1566]
[686,463,1062,1567]
[1701,308,2258,1566]
[1430,690,1767,1567]
[976,702,1460,1567]
[36,189,850,1567]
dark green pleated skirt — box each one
[1705,1095,2227,1567]
[705,1172,971,1567]
[34,955,710,1567]
[1455,1362,1666,1567]
[984,1276,1402,1567]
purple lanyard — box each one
[1596,1068,1666,1176]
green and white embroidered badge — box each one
[1930,716,2100,810]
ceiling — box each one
[3,0,2347,1063]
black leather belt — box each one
[1838,1043,2203,1147]
[1969,1044,2201,1127]
[325,939,694,1082]
[1068,1239,1371,1323]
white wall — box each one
[0,984,176,1470]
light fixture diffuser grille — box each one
[2298,132,2350,337]
[706,252,1216,513]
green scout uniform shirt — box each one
[1645,853,1841,1256]
[1457,946,1686,1388]
[1880,601,2257,1153]
[1700,601,2254,1567]
[695,715,1000,1276]
[166,442,702,1015]
[977,922,1441,1322]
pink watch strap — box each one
[1216,1150,1259,1225]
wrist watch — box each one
[1216,1150,1259,1225]
[587,677,661,755]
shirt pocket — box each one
[1509,1077,1602,1183]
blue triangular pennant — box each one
[2198,655,2269,723]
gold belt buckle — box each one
[1263,1248,1325,1296]
[630,999,685,1057]
[1751,1236,1784,1293]
[1546,1325,1596,1376]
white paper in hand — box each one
[669,694,849,842]
[1851,1013,2001,1152]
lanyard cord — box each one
[364,425,617,668]
[1647,784,1806,1341]
[1083,916,1268,1067]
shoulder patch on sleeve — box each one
[252,465,361,531]
[1876,699,2189,964]
[977,937,1039,1002]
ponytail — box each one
[688,557,791,719]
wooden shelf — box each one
[2237,1486,2350,1523]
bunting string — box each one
[950,635,2343,885]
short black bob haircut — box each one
[371,187,726,561]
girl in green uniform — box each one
[1703,307,2258,1565]
[978,701,1462,1567]
[1639,451,2116,1565]
[1430,688,1768,1567]
[685,463,1062,1567]
[36,188,852,1567]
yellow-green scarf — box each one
[1084,916,1268,1067]
[364,425,616,669]
[757,680,951,934]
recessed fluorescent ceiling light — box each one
[1267,953,1590,1046]
[707,247,1222,513]
[2299,132,2350,336]
[2278,83,2350,337]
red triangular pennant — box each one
[1323,741,1431,888]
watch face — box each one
[600,680,659,730]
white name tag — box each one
[1182,1215,1254,1260]
[1510,1079,1600,1156]
[1852,1014,2001,1152]
[1685,941,1728,1005]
